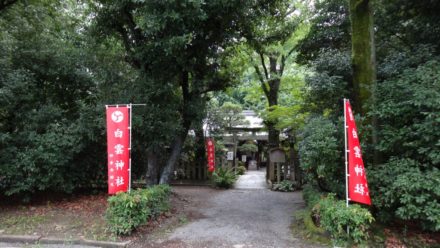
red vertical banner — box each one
[106,106,130,194]
[345,100,371,205]
[206,138,215,172]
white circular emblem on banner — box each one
[111,110,124,123]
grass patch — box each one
[0,215,47,234]
[178,214,188,225]
[291,210,331,246]
[83,220,116,241]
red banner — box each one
[106,106,130,194]
[345,100,371,205]
[206,138,215,172]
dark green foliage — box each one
[272,180,296,192]
[298,116,344,195]
[105,185,171,235]
[93,0,280,184]
[297,0,351,63]
[0,1,106,197]
[314,194,374,245]
[302,184,323,208]
[368,58,440,231]
[236,165,246,176]
[212,167,237,189]
[302,186,374,245]
[373,59,440,164]
[238,143,258,153]
[297,0,440,232]
[369,159,440,231]
[147,184,172,218]
[303,49,351,115]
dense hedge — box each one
[314,194,374,245]
[368,59,440,231]
[302,185,374,246]
[299,55,440,231]
[105,185,171,235]
[299,116,345,196]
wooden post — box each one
[277,163,281,183]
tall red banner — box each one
[206,138,215,172]
[345,100,371,205]
[106,106,130,194]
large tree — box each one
[349,0,376,114]
[94,0,275,184]
[243,0,306,148]
[0,0,109,197]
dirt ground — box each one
[129,186,323,248]
[0,193,114,241]
[0,187,224,245]
[1,185,438,248]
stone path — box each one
[0,243,98,248]
[234,170,267,190]
[140,170,320,248]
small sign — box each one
[227,151,234,161]
[241,155,247,162]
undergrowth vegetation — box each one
[212,167,237,189]
[105,185,171,235]
[302,184,374,246]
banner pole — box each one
[344,99,349,207]
[128,103,132,193]
[344,98,350,235]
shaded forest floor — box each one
[0,187,439,247]
[0,190,190,244]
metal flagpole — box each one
[128,103,132,193]
[344,98,350,235]
[344,98,349,207]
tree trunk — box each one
[159,130,189,184]
[194,122,206,179]
[349,0,379,164]
[266,77,280,149]
[146,149,159,186]
[159,71,192,184]
[349,0,376,115]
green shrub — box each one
[105,185,171,235]
[212,167,237,189]
[236,165,246,175]
[314,194,374,245]
[144,184,171,218]
[298,116,345,196]
[302,184,323,208]
[369,59,440,231]
[272,180,296,192]
[369,158,440,231]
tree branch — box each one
[280,37,297,77]
[122,7,144,46]
[116,26,141,69]
[253,65,270,97]
[280,55,286,77]
[259,52,269,80]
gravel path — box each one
[234,171,267,189]
[0,243,98,248]
[141,170,322,248]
